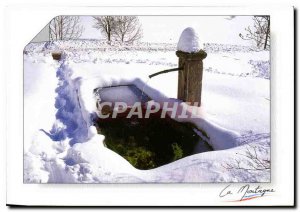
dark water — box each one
[93,108,213,170]
[93,85,213,170]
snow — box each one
[24,40,270,183]
[177,27,201,53]
[96,85,150,106]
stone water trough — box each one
[92,85,213,170]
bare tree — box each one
[113,16,142,44]
[93,16,116,43]
[222,144,270,171]
[239,16,270,50]
[49,16,84,41]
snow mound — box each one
[47,63,90,146]
[177,27,201,53]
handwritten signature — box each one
[219,184,275,202]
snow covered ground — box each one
[24,40,270,183]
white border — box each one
[5,6,294,206]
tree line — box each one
[48,15,270,50]
[49,15,142,44]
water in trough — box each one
[93,85,213,170]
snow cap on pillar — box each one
[177,27,201,53]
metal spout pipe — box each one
[148,67,183,78]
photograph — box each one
[23,15,271,184]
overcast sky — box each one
[81,16,254,45]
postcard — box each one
[5,5,294,207]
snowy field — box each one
[24,40,270,183]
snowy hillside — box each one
[24,40,270,183]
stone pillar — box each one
[176,50,207,107]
